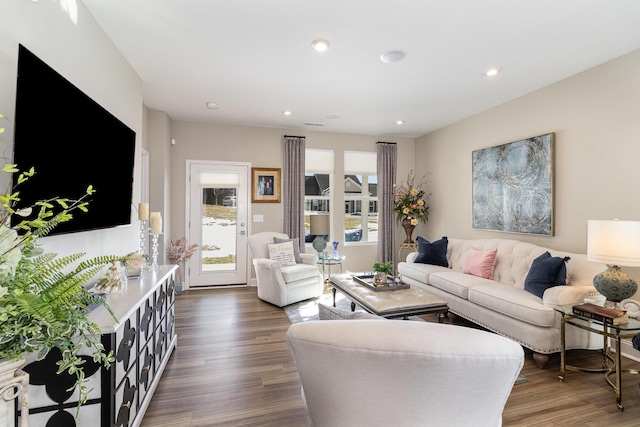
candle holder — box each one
[150,233,160,271]
[139,220,148,269]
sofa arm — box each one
[253,258,282,270]
[300,253,317,265]
[543,285,596,306]
[406,252,419,263]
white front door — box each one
[187,160,250,287]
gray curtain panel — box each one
[283,135,306,250]
[377,142,397,266]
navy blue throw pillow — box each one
[524,251,570,298]
[414,236,448,267]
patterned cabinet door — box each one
[137,340,156,409]
[139,297,154,345]
[20,346,103,427]
[115,315,138,389]
[166,276,175,307]
[155,285,167,327]
[114,370,138,427]
[154,321,167,369]
[165,277,176,343]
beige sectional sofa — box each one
[398,237,607,368]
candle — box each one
[150,212,162,234]
[138,202,149,221]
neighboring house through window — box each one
[305,148,334,244]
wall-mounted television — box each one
[12,44,136,235]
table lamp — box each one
[587,219,640,308]
[310,214,330,254]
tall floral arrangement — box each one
[166,237,198,264]
[167,237,198,284]
[393,170,430,225]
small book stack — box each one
[572,303,629,325]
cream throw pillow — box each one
[267,241,297,266]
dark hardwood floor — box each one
[142,287,640,426]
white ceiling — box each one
[83,0,640,139]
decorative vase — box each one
[0,358,28,427]
[332,241,339,258]
[125,266,142,279]
[401,218,416,244]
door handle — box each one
[240,231,245,235]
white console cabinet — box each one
[19,265,178,427]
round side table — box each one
[317,255,346,289]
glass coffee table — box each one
[555,304,640,411]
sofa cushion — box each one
[464,247,498,279]
[398,262,451,285]
[280,263,320,283]
[267,241,297,266]
[429,271,497,300]
[414,236,449,267]
[468,285,556,327]
[273,236,302,263]
[524,251,570,298]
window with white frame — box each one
[344,151,377,243]
[305,148,334,244]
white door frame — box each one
[184,159,251,289]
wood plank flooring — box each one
[142,287,640,426]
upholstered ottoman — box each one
[329,273,449,320]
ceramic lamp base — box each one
[593,265,638,307]
[312,236,327,254]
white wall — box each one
[1,1,143,261]
[416,49,640,284]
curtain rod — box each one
[284,135,306,138]
[376,141,397,145]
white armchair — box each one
[287,320,524,427]
[247,232,323,307]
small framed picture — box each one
[252,167,281,203]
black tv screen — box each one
[12,44,136,235]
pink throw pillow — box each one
[463,247,498,279]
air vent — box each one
[304,122,325,127]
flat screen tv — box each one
[12,44,136,235]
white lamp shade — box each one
[310,214,330,235]
[587,220,640,267]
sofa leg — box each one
[533,352,549,369]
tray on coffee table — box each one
[353,274,410,292]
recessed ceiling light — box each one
[311,39,330,52]
[485,67,502,77]
[325,113,340,119]
[395,120,405,125]
[380,50,406,63]
[283,110,292,116]
[206,101,218,110]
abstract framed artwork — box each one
[472,133,554,235]
[251,167,281,203]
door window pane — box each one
[201,186,237,270]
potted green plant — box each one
[372,261,393,285]
[0,164,132,418]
